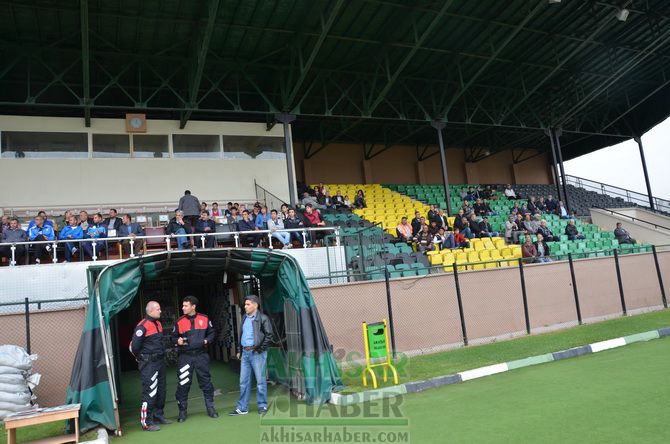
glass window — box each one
[172,134,221,159]
[0,131,88,158]
[133,135,169,158]
[222,136,286,160]
[92,134,130,158]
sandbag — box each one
[0,390,32,405]
[0,345,37,370]
[0,365,24,375]
[0,374,25,384]
[0,401,33,412]
[0,382,30,394]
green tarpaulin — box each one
[65,249,343,433]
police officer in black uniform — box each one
[172,295,218,422]
[130,301,171,432]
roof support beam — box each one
[439,1,545,119]
[80,0,90,126]
[367,0,454,116]
[284,0,344,112]
[180,0,221,129]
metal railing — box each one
[254,180,287,213]
[593,207,670,231]
[0,227,340,266]
[565,174,670,213]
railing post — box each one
[613,249,627,315]
[24,297,31,355]
[651,245,667,308]
[52,242,58,263]
[200,235,206,249]
[567,253,582,325]
[335,228,341,247]
[10,244,16,266]
[302,230,308,248]
[91,240,97,261]
[452,262,468,346]
[384,269,396,358]
[165,236,171,251]
[129,239,135,258]
[267,232,273,249]
[234,233,240,248]
[518,259,531,334]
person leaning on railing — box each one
[0,218,27,264]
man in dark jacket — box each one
[167,210,192,250]
[0,218,27,265]
[172,296,217,421]
[410,211,422,236]
[238,210,260,247]
[103,209,123,236]
[178,190,201,227]
[195,210,216,248]
[118,214,145,256]
[283,208,305,246]
[230,295,273,416]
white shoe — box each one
[35,258,41,264]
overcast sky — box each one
[564,115,669,199]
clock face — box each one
[130,117,143,129]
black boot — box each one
[153,414,172,424]
[207,408,219,418]
[177,410,187,423]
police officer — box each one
[130,301,171,432]
[172,295,218,422]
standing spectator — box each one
[59,215,84,262]
[534,233,552,263]
[0,218,27,265]
[167,210,192,250]
[103,209,123,237]
[238,210,260,247]
[564,219,585,240]
[354,190,366,209]
[427,205,439,224]
[414,225,434,253]
[83,213,107,259]
[537,220,557,242]
[267,210,291,248]
[521,234,538,263]
[478,216,499,238]
[614,223,636,244]
[284,208,305,247]
[178,190,201,227]
[396,217,413,243]
[28,215,55,264]
[118,214,145,256]
[505,215,524,244]
[504,184,517,200]
[195,210,216,248]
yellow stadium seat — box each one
[429,254,443,265]
[494,239,505,250]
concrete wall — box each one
[590,208,670,245]
[0,307,86,407]
[296,141,550,186]
[312,252,669,359]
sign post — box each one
[362,319,398,389]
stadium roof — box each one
[1,0,669,161]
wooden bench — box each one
[4,404,80,444]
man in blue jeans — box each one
[229,295,273,416]
[167,210,192,250]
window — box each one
[1,131,88,158]
[172,134,221,159]
[92,134,130,158]
[222,136,286,160]
[133,135,169,158]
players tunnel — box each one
[64,249,344,433]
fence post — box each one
[384,269,397,358]
[613,249,627,315]
[567,253,582,325]
[452,263,468,346]
[651,245,667,308]
[24,297,31,355]
[518,259,531,334]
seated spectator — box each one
[268,210,291,249]
[557,201,569,219]
[200,202,208,213]
[510,201,520,215]
[284,208,305,246]
[523,214,539,235]
[534,233,552,263]
[537,220,557,242]
[428,220,441,237]
[1,215,10,233]
[414,225,435,253]
[354,190,366,209]
[453,228,470,248]
[333,191,346,209]
[224,202,234,217]
[0,218,27,265]
[469,214,482,238]
[527,196,539,214]
[238,210,260,247]
[103,209,122,237]
[118,214,145,256]
[28,215,55,264]
[82,213,107,259]
[316,182,327,197]
[614,223,636,244]
[27,211,55,231]
[303,204,326,246]
[167,210,193,250]
[479,186,491,200]
[473,198,487,217]
[79,210,94,231]
[251,205,261,224]
[343,195,352,208]
[229,207,241,223]
[301,192,325,210]
[545,195,558,214]
[433,227,456,250]
[465,186,478,201]
[459,187,468,200]
[521,234,537,263]
[255,206,271,230]
[459,217,474,239]
[505,215,525,244]
[519,203,531,216]
[483,199,496,216]
[211,202,223,218]
[411,211,422,236]
[461,200,474,218]
[437,209,449,229]
[59,210,73,230]
[564,219,585,240]
[396,217,413,243]
[427,205,439,224]
[536,197,547,213]
[453,210,466,229]
[478,216,499,238]
[504,184,517,200]
[195,210,216,248]
[59,215,84,262]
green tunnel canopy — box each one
[65,249,344,433]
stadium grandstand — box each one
[1,0,670,441]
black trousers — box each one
[175,352,215,411]
[139,357,166,428]
[0,245,26,263]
